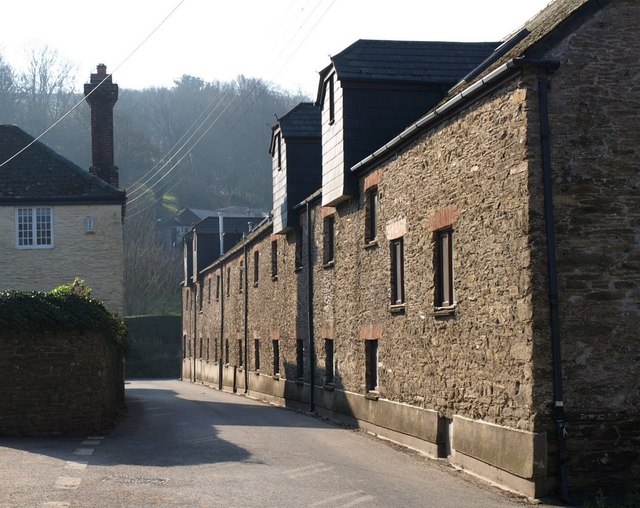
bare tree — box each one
[123,205,182,316]
[16,45,77,135]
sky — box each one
[1,0,552,97]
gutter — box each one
[538,77,570,503]
[351,58,558,175]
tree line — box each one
[0,47,308,315]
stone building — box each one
[182,0,639,501]
[0,65,125,314]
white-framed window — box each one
[16,207,54,249]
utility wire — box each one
[0,0,186,169]
[125,0,337,219]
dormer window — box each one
[323,74,335,125]
[276,132,282,170]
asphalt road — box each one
[0,379,533,507]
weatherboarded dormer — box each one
[317,40,499,207]
[269,103,321,235]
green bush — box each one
[0,278,126,352]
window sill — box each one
[433,304,456,317]
[323,260,335,269]
[272,374,281,381]
[254,369,260,375]
[323,383,335,391]
[363,239,378,250]
[271,275,278,281]
[365,391,380,401]
[253,282,258,288]
[389,303,406,314]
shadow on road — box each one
[0,380,333,468]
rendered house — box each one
[182,0,639,501]
[0,65,125,315]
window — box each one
[216,274,220,300]
[365,340,378,392]
[198,284,203,311]
[364,188,378,244]
[436,228,455,308]
[254,339,261,371]
[253,250,260,286]
[183,335,187,359]
[207,278,212,302]
[296,339,304,379]
[324,339,334,384]
[226,267,231,297]
[271,239,278,279]
[390,238,405,306]
[275,132,282,170]
[323,215,335,265]
[238,339,243,367]
[224,339,229,364]
[326,75,335,124]
[272,340,280,376]
[214,338,219,362]
[16,207,53,248]
[239,260,244,293]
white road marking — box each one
[73,448,94,456]
[81,440,101,445]
[54,477,81,490]
[64,461,88,470]
[285,463,334,478]
[342,495,376,507]
[310,491,368,506]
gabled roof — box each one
[0,125,125,204]
[318,39,499,88]
[352,0,610,175]
[270,102,321,154]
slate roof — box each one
[320,40,500,86]
[450,0,594,92]
[351,0,609,175]
[270,102,321,155]
[277,103,321,139]
[0,125,125,204]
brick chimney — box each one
[84,64,119,188]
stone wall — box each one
[181,0,640,499]
[538,0,640,498]
[0,331,124,436]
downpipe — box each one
[306,202,316,413]
[243,238,249,394]
[538,77,570,503]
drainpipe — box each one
[243,237,249,394]
[306,202,316,412]
[219,261,224,391]
[538,77,569,502]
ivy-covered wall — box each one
[0,282,126,436]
